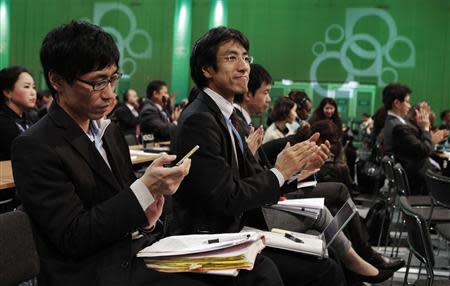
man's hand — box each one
[415,103,430,131]
[171,105,181,123]
[303,133,331,170]
[274,140,318,180]
[144,194,164,228]
[139,154,191,197]
[246,126,263,156]
[432,129,449,145]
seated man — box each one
[140,80,180,141]
[383,83,447,194]
[11,21,283,286]
[113,88,140,137]
[171,26,346,286]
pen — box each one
[284,232,304,244]
[272,228,304,243]
[206,234,251,244]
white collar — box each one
[126,103,135,111]
[387,111,406,125]
[203,87,234,119]
[90,118,111,141]
[233,103,252,125]
[154,102,163,111]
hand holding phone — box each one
[176,145,199,166]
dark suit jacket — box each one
[383,114,404,155]
[170,92,280,235]
[0,104,34,160]
[391,121,434,195]
[140,100,176,141]
[11,103,151,286]
[113,103,139,136]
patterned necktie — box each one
[227,111,244,153]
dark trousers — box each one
[262,248,346,286]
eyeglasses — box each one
[218,54,254,64]
[77,72,122,91]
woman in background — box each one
[263,96,297,143]
[0,65,37,160]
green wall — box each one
[7,0,450,115]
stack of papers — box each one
[269,198,324,219]
[242,227,326,258]
[137,232,265,276]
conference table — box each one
[0,145,164,191]
[0,161,14,191]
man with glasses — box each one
[171,26,345,286]
[11,21,283,286]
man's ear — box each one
[243,92,252,102]
[48,72,63,92]
[202,66,214,80]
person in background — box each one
[0,65,37,160]
[391,102,448,195]
[309,97,343,137]
[36,89,53,118]
[140,80,180,141]
[287,90,312,133]
[262,96,297,143]
[439,109,450,130]
[113,88,140,137]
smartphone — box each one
[176,145,199,166]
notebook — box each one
[244,198,357,258]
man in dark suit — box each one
[382,83,412,154]
[11,21,282,286]
[140,80,180,141]
[171,26,346,286]
[113,88,140,137]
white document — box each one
[137,232,260,257]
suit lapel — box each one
[198,92,240,174]
[49,104,122,193]
[102,128,127,189]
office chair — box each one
[399,196,435,286]
[0,210,39,286]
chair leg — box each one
[403,251,412,286]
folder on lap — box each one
[137,232,265,276]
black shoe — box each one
[356,268,394,284]
[366,251,405,271]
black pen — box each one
[284,232,304,244]
[206,234,251,244]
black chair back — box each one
[399,196,435,267]
[381,156,395,187]
[393,163,410,196]
[0,210,39,286]
[425,169,450,209]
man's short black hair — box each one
[0,65,31,104]
[146,80,167,99]
[40,21,120,98]
[288,90,310,110]
[440,110,450,120]
[248,63,272,95]
[190,26,249,88]
[235,63,272,104]
[382,83,411,110]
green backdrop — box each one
[6,0,450,118]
